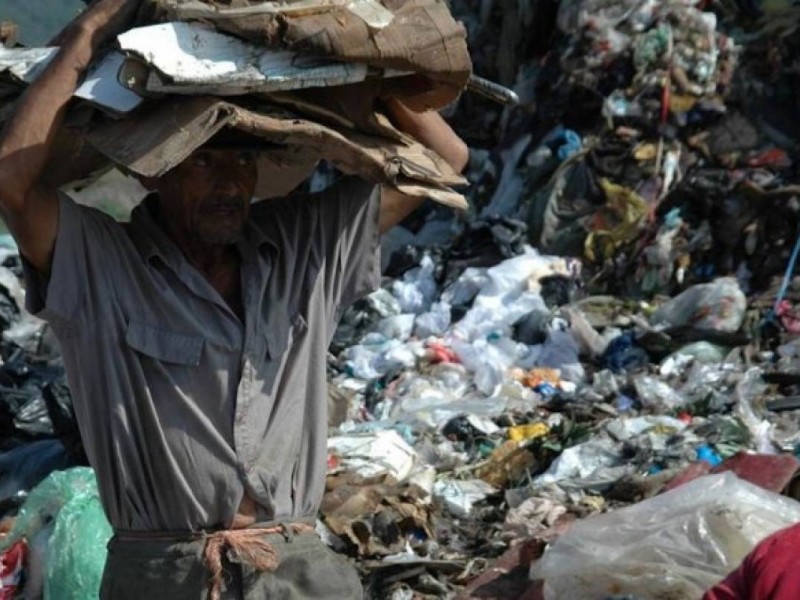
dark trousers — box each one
[100,528,363,599]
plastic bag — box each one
[374,314,416,341]
[343,337,417,380]
[733,368,773,454]
[602,331,650,373]
[414,301,451,338]
[433,479,496,518]
[531,473,800,600]
[536,329,585,383]
[440,267,489,308]
[45,489,112,600]
[1,467,112,600]
[387,364,512,429]
[659,342,727,376]
[328,430,417,481]
[451,248,571,341]
[0,353,76,449]
[451,337,516,396]
[634,375,687,409]
[605,415,688,442]
[583,180,648,263]
[562,306,608,358]
[391,254,438,314]
[533,437,623,489]
[0,266,22,333]
[0,386,53,445]
[3,315,47,355]
[650,277,747,332]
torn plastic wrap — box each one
[531,473,800,600]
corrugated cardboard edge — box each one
[86,96,235,176]
[87,96,468,209]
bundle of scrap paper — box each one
[0,0,494,207]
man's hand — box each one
[379,98,469,234]
[0,0,139,273]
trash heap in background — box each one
[324,0,800,597]
[6,1,800,599]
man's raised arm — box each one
[379,98,469,235]
[0,0,138,273]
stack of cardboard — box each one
[0,0,472,205]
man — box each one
[0,0,469,598]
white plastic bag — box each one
[374,314,416,341]
[634,374,687,409]
[392,254,438,314]
[433,479,497,518]
[532,473,800,600]
[414,301,452,338]
[328,430,417,481]
[533,437,623,488]
[451,337,514,395]
[650,277,746,332]
[536,329,585,383]
[451,248,569,341]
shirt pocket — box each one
[125,321,204,366]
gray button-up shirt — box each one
[23,176,380,531]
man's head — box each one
[142,131,263,246]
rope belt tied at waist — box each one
[114,519,316,600]
[203,523,315,600]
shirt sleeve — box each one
[702,523,800,600]
[702,569,746,600]
[21,193,120,332]
[313,176,381,311]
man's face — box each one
[156,148,258,245]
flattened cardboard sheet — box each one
[87,96,467,207]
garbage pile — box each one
[5,0,800,599]
[321,0,800,597]
[445,0,796,298]
[322,244,800,597]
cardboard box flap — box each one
[87,96,467,208]
[87,97,235,177]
